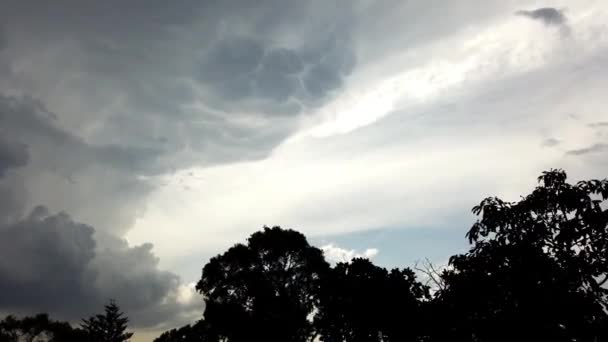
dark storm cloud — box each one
[0,181,26,226]
[0,0,356,168]
[0,0,356,328]
[197,30,354,106]
[0,0,358,233]
[0,207,200,328]
[0,95,159,173]
[0,207,96,316]
[566,143,608,156]
[0,138,28,177]
[516,8,567,26]
[0,94,155,233]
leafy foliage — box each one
[433,169,608,341]
[153,320,213,342]
[2,170,607,342]
[0,313,86,342]
[81,300,133,342]
[196,226,330,342]
[316,258,428,342]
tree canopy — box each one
[433,169,608,341]
[316,258,428,342]
[0,313,86,342]
[81,301,133,342]
[2,169,607,342]
[196,226,330,342]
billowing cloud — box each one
[0,1,358,331]
[322,244,379,263]
[126,1,608,284]
[0,95,155,234]
[0,206,201,329]
[0,0,358,235]
[0,1,607,337]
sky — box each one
[0,0,607,340]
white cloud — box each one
[2,3,607,331]
[127,3,608,281]
[321,244,379,263]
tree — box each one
[196,226,330,342]
[316,258,428,342]
[81,300,133,342]
[153,320,214,342]
[433,169,608,341]
[0,313,86,342]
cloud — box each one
[0,95,199,328]
[566,143,608,156]
[0,95,155,234]
[0,206,202,329]
[0,137,28,177]
[127,3,608,282]
[0,0,608,334]
[516,8,567,26]
[0,1,359,331]
[321,244,379,263]
[542,138,561,147]
[588,121,608,128]
[0,0,359,236]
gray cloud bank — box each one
[0,205,202,328]
[0,0,606,332]
[0,0,356,328]
[0,0,357,233]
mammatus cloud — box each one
[0,1,608,337]
[321,244,379,263]
[128,1,608,281]
[0,1,357,328]
[0,0,358,234]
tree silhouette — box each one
[0,313,86,342]
[153,320,214,342]
[139,169,608,341]
[316,258,428,342]
[196,226,329,342]
[81,300,133,342]
[433,169,608,341]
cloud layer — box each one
[0,205,202,329]
[0,1,607,336]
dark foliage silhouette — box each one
[81,300,133,342]
[0,313,86,342]
[432,169,608,341]
[153,320,213,342]
[316,258,428,342]
[1,170,606,342]
[195,226,330,342]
